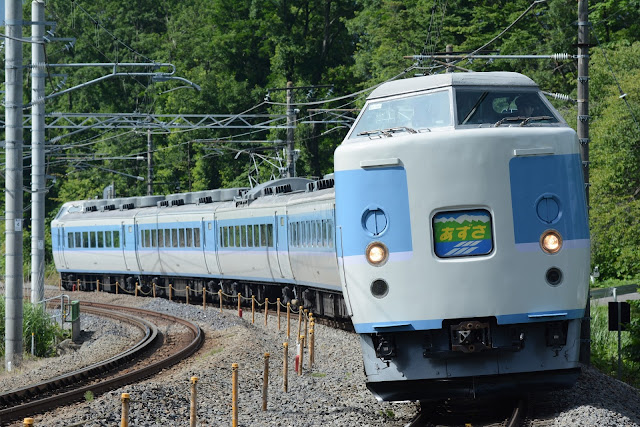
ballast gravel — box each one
[3,287,640,426]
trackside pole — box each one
[190,376,198,427]
[283,342,289,392]
[232,363,239,427]
[120,393,130,427]
[262,353,270,411]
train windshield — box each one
[455,89,559,126]
[349,90,452,139]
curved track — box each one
[0,302,203,425]
[407,397,526,427]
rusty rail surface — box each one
[0,301,203,425]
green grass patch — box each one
[84,391,94,402]
[311,372,326,378]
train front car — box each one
[334,72,590,402]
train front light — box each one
[540,230,562,254]
[366,241,388,266]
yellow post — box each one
[309,327,315,369]
[153,283,156,298]
[135,282,139,297]
[298,335,305,375]
[186,286,190,305]
[304,309,309,347]
[252,295,255,324]
[219,289,223,313]
[232,363,239,427]
[283,342,289,392]
[262,353,270,411]
[96,279,100,292]
[120,393,130,427]
[277,298,281,331]
[116,281,119,295]
[23,418,34,427]
[169,284,173,302]
[297,307,303,343]
[203,288,207,310]
[286,302,291,338]
[237,293,242,316]
[76,278,80,291]
[264,298,269,326]
[190,376,198,427]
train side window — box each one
[152,229,158,247]
[194,228,201,247]
[82,232,88,248]
[158,229,164,247]
[179,228,186,247]
[290,222,296,247]
[220,227,226,247]
[247,225,254,247]
[165,229,171,247]
[143,229,149,248]
[260,224,267,247]
[97,231,104,248]
[253,225,259,247]
[186,228,193,247]
[328,220,334,248]
[241,225,247,247]
[68,233,74,248]
[89,232,96,248]
[106,231,112,248]
[267,224,274,247]
[75,232,81,248]
[321,220,327,247]
[114,230,120,248]
[172,229,178,247]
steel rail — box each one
[0,302,203,424]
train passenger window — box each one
[241,225,247,247]
[82,232,88,248]
[114,231,120,248]
[290,222,296,247]
[106,231,112,248]
[75,232,81,248]
[179,229,186,247]
[68,233,74,248]
[194,228,201,247]
[253,225,259,247]
[172,229,178,247]
[89,232,96,248]
[152,230,158,247]
[267,224,274,247]
[220,227,226,247]
[260,224,267,247]
[165,229,171,247]
[247,225,253,247]
[143,230,149,248]
[321,220,327,247]
[311,221,317,247]
[186,228,193,247]
[317,221,322,246]
[158,229,164,247]
[97,231,104,248]
[327,221,334,248]
[235,226,241,247]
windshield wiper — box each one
[357,126,417,137]
[494,116,553,127]
[461,92,488,125]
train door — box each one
[336,224,354,316]
[122,222,131,271]
[134,220,143,272]
[58,226,68,269]
[267,214,280,280]
[202,216,220,275]
[274,211,294,280]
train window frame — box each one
[164,229,171,248]
[152,229,158,247]
[68,233,74,248]
[158,229,164,248]
[171,229,178,247]
[234,226,240,248]
[240,225,246,247]
[82,232,88,248]
[253,225,260,247]
[328,220,334,248]
[97,231,104,248]
[247,225,254,247]
[179,228,186,247]
[194,228,201,247]
[90,231,96,248]
[267,224,274,247]
[114,230,120,248]
[260,224,267,247]
[186,228,193,247]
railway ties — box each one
[0,302,203,425]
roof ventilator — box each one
[275,184,292,194]
[121,203,134,210]
[102,204,116,211]
[159,200,169,208]
[171,199,185,207]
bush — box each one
[0,298,68,358]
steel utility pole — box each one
[286,81,296,178]
[577,0,591,365]
[5,0,25,371]
[31,0,46,305]
[147,130,153,195]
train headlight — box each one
[540,230,562,254]
[366,241,388,266]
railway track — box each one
[0,301,203,425]
[407,396,526,427]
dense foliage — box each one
[0,1,640,280]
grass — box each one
[84,391,94,402]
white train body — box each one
[52,71,590,402]
[334,72,590,400]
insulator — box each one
[552,53,570,61]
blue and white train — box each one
[52,71,590,402]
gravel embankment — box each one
[3,288,640,426]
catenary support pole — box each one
[286,81,296,177]
[147,129,153,195]
[5,0,25,372]
[31,0,46,306]
[577,0,591,366]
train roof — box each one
[368,72,538,100]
